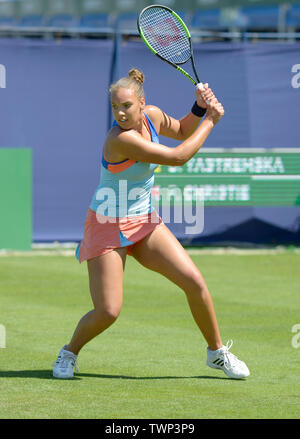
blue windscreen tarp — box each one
[0,39,299,245]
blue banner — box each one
[0,38,299,244]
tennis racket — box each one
[137,4,205,94]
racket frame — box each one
[137,4,200,86]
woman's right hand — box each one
[205,97,225,125]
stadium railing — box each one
[0,2,300,40]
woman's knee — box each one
[183,269,209,297]
[94,304,122,325]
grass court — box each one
[0,249,299,419]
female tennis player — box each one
[53,68,250,380]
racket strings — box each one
[139,7,191,65]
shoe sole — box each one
[206,361,250,379]
[53,371,74,379]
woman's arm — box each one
[108,97,224,167]
[146,83,215,141]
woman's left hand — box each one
[195,83,215,109]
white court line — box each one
[251,175,300,180]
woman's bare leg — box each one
[130,224,222,351]
[65,248,127,355]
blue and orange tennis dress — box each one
[75,112,163,262]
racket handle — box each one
[196,82,210,105]
[196,82,205,92]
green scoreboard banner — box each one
[153,149,300,207]
[0,148,32,250]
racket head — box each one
[137,5,192,66]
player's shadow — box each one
[0,370,234,381]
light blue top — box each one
[89,113,160,217]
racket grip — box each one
[196,82,205,92]
[196,82,210,105]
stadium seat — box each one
[0,0,16,27]
[79,13,110,29]
[46,14,78,28]
[115,12,138,33]
[176,9,191,28]
[286,5,300,30]
[18,15,45,27]
[17,0,45,27]
[45,0,78,28]
[174,9,189,26]
[0,16,15,27]
[239,5,280,31]
[190,9,222,31]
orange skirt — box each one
[76,208,163,263]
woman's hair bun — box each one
[128,68,145,85]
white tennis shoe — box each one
[206,340,250,379]
[52,346,78,379]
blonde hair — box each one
[109,68,145,99]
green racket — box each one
[137,4,205,94]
